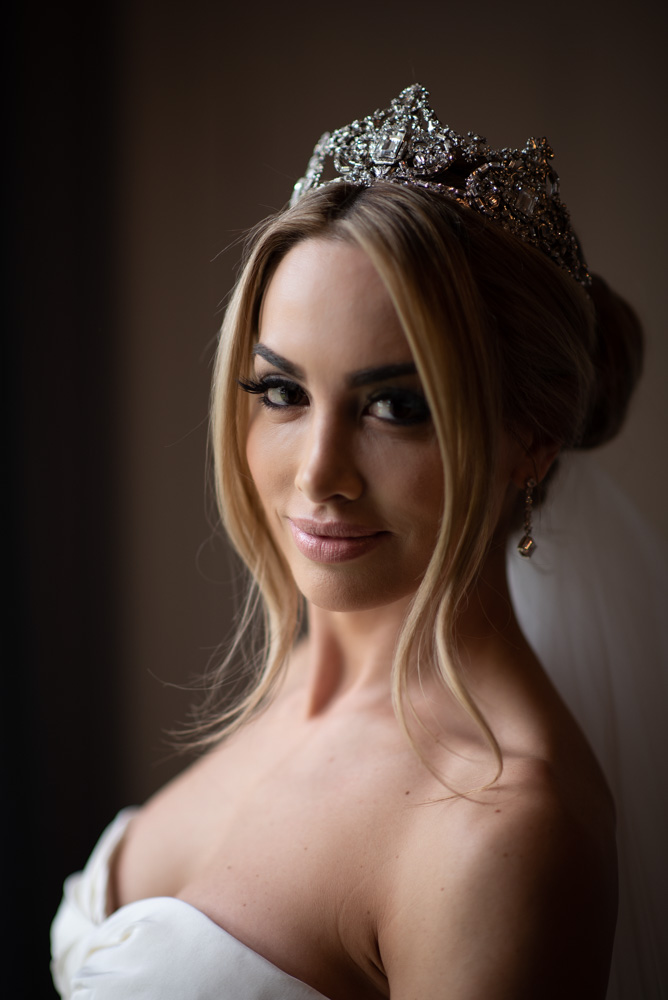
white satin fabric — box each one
[50,810,328,1000]
[508,454,668,999]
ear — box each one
[509,440,561,490]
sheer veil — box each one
[507,452,668,998]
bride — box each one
[52,86,656,999]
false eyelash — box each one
[237,377,266,394]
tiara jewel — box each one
[291,84,590,286]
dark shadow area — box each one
[7,2,123,995]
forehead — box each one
[258,238,412,367]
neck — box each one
[301,595,413,716]
[456,534,526,654]
[296,534,525,719]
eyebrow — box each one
[347,362,418,387]
[252,344,418,387]
[252,344,304,379]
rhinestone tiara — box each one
[291,84,590,286]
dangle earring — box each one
[517,478,537,558]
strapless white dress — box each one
[50,809,329,999]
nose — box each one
[295,413,364,503]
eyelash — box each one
[238,375,307,409]
[237,375,430,425]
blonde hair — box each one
[194,182,640,778]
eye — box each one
[264,381,307,408]
[238,375,308,410]
[367,389,431,425]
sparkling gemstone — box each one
[292,177,307,199]
[512,187,538,215]
[430,131,451,151]
[545,175,559,197]
[371,130,406,164]
[517,534,536,557]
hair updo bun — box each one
[578,274,644,450]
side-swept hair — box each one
[190,181,640,784]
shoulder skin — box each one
[379,760,617,1000]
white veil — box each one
[507,453,668,998]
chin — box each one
[293,564,419,614]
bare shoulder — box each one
[381,758,616,1000]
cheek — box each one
[406,453,444,510]
[371,436,444,526]
[245,420,271,507]
[245,418,294,521]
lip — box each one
[287,518,388,564]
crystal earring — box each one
[517,478,537,558]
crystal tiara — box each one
[291,84,590,286]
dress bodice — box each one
[51,810,329,999]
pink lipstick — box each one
[287,518,388,564]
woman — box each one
[52,86,654,998]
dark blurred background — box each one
[7,0,667,995]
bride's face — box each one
[244,238,444,612]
